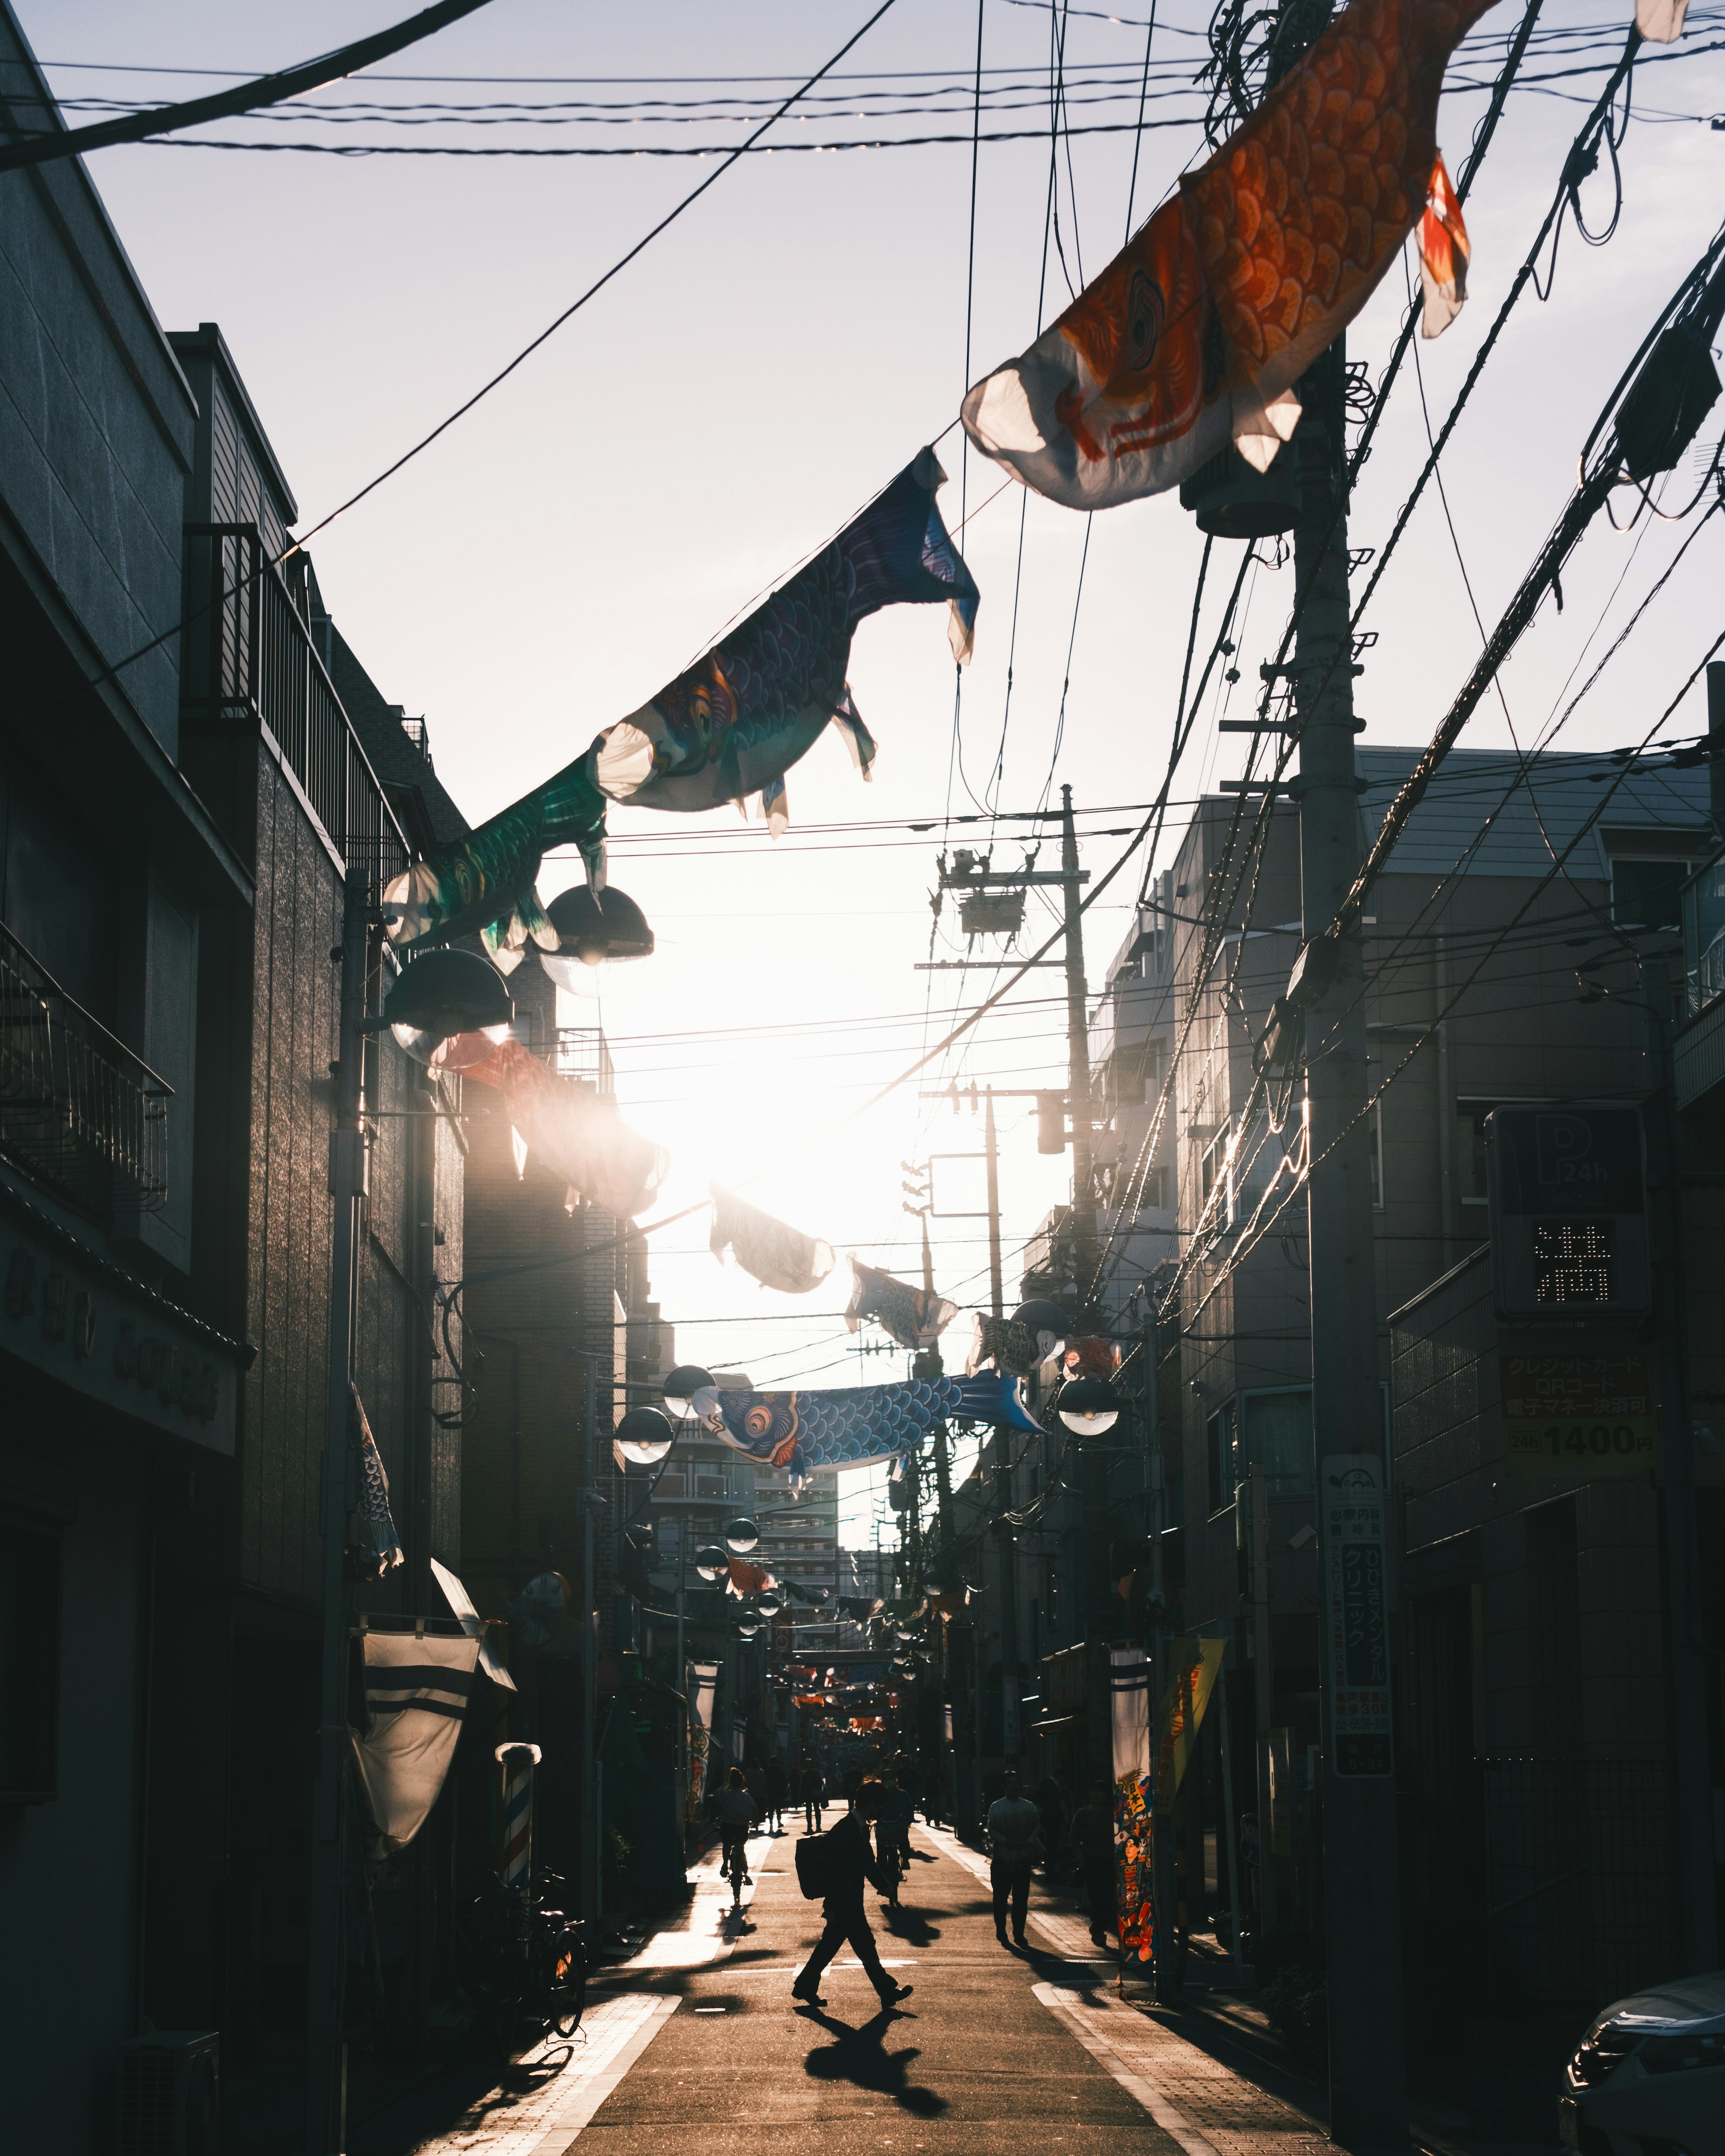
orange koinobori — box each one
[961,0,1500,510]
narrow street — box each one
[405,1822,1332,2156]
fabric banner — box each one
[686,1660,719,1822]
[844,1256,957,1351]
[384,451,979,955]
[963,0,1493,508]
[460,1038,668,1218]
[349,1384,403,1576]
[1636,0,1690,40]
[1417,152,1470,339]
[964,1312,1041,1376]
[690,1368,1040,1484]
[711,1186,834,1295]
[1111,1646,1155,1966]
[429,1555,517,1691]
[350,1632,480,1853]
[1154,1635,1228,1816]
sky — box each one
[28,0,1725,1544]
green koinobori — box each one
[385,450,978,956]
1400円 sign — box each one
[1497,1352,1657,1478]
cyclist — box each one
[715,1767,761,1907]
[876,1768,916,1906]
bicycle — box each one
[457,1869,588,2062]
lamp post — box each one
[305,910,513,2156]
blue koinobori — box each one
[692,1369,1040,1486]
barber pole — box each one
[495,1741,542,1889]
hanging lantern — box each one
[694,1545,730,1582]
[613,1405,676,1466]
[663,1365,715,1420]
[724,1517,760,1555]
[383,948,513,1071]
[540,884,655,998]
[1058,1375,1122,1436]
[1177,442,1303,539]
[756,1590,783,1618]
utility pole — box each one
[579,1351,601,1929]
[1250,1462,1277,1939]
[1059,785,1098,1317]
[984,1086,1005,1320]
[1294,340,1407,2144]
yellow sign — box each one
[1154,1635,1227,1815]
[1498,1352,1658,1478]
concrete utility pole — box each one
[1294,343,1407,2144]
[1059,785,1098,1314]
[1250,1462,1277,1939]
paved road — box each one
[578,1819,1169,2156]
[410,1820,1330,2156]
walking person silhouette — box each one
[792,1780,913,2011]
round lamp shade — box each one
[736,1621,761,1640]
[755,1590,782,1617]
[1012,1297,1071,1345]
[540,884,655,997]
[724,1517,760,1555]
[663,1365,715,1419]
[694,1545,730,1582]
[385,948,513,1070]
[1058,1374,1121,1436]
[614,1405,676,1466]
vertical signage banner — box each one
[1319,1454,1393,1777]
[1154,1635,1227,1815]
[1110,1645,1154,1966]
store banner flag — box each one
[462,1038,668,1219]
[429,1555,517,1691]
[350,1631,480,1853]
[687,1661,719,1823]
[690,1368,1040,1486]
[1417,152,1470,339]
[963,0,1495,506]
[383,451,979,954]
[1111,1644,1155,1966]
[1154,1635,1227,1816]
[711,1186,834,1295]
[845,1256,957,1351]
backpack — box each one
[794,1824,842,1900]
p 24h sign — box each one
[1321,1454,1393,1778]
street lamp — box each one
[308,894,513,2156]
[383,946,513,1070]
[663,1364,715,1420]
[694,1544,730,1582]
[1057,1375,1121,1436]
[614,1405,677,1466]
[725,1516,759,1555]
[539,883,655,998]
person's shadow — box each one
[801,2005,948,2117]
[880,1904,939,1949]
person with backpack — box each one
[716,1767,761,1908]
[986,1768,1043,1948]
[792,1780,913,2011]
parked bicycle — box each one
[457,1870,587,2061]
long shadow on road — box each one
[799,2003,950,2118]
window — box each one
[1200,1127,1228,1210]
[1206,1402,1237,1515]
[1612,857,1690,932]
[0,1521,60,1803]
[1238,1387,1314,1501]
[1141,1164,1170,1212]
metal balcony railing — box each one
[181,523,408,884]
[0,923,171,1220]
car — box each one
[1561,1972,1725,2156]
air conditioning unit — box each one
[117,2031,219,2156]
[1486,1103,1651,1320]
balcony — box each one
[0,923,170,1222]
[180,523,407,883]
[1675,848,1725,1110]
